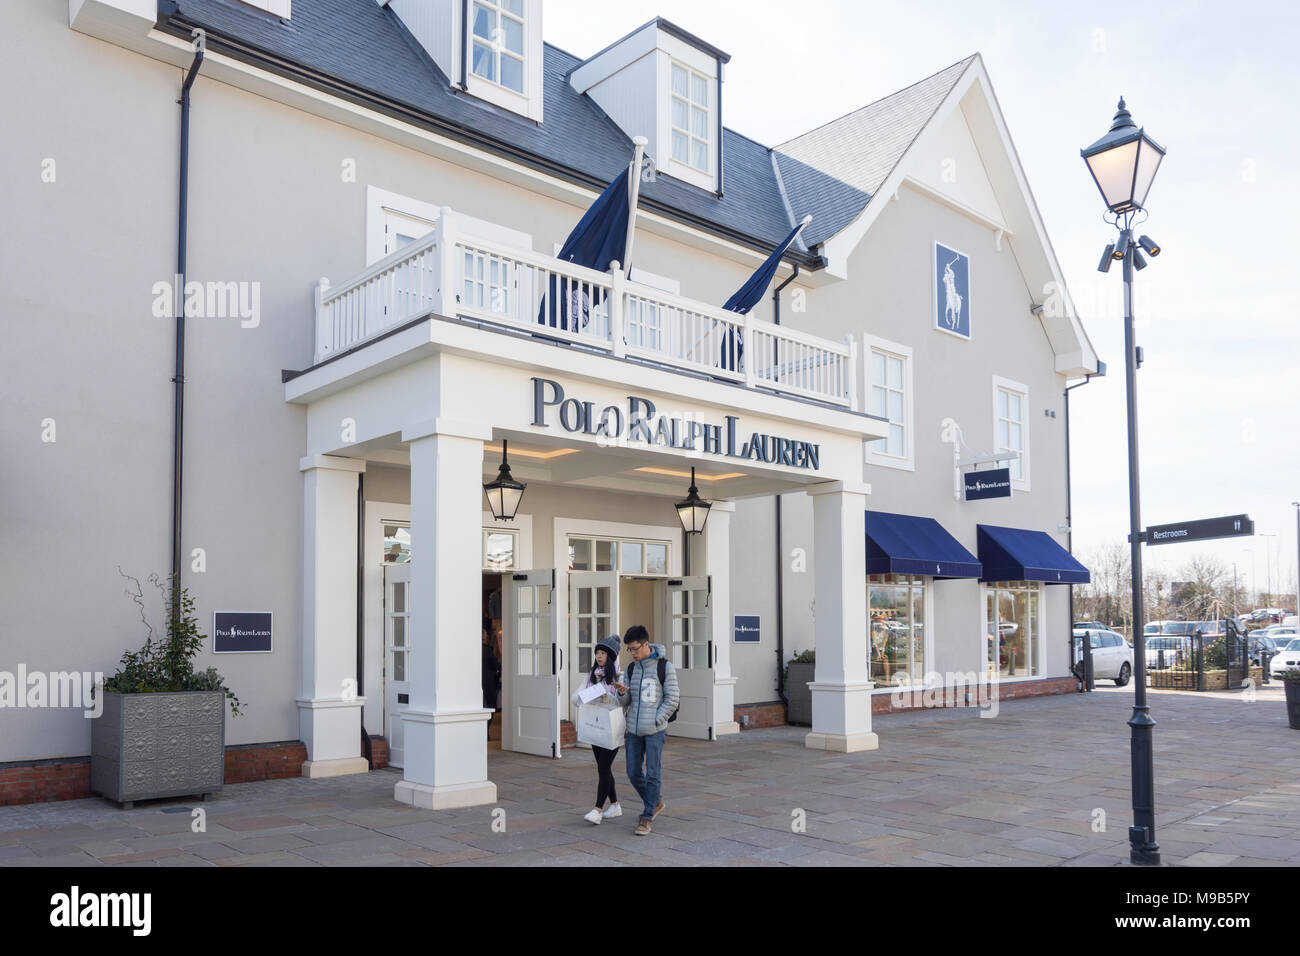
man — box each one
[613,624,679,836]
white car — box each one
[1143,634,1190,669]
[1284,615,1298,628]
[1073,628,1133,685]
[1269,637,1300,680]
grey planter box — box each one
[786,662,815,726]
[90,691,225,808]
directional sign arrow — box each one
[1143,514,1255,546]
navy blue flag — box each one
[719,219,807,371]
[539,166,631,332]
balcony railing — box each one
[314,207,858,410]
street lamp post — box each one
[1291,503,1300,612]
[1261,532,1278,604]
[1082,97,1166,866]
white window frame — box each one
[364,185,533,266]
[463,0,544,122]
[238,0,290,17]
[867,573,933,693]
[992,374,1030,491]
[981,581,1045,682]
[669,60,711,175]
[482,513,533,572]
[863,333,914,471]
[655,36,718,192]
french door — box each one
[663,576,714,740]
[502,569,561,757]
[383,563,411,768]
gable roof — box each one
[774,56,975,248]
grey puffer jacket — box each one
[616,644,680,736]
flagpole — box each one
[622,135,648,274]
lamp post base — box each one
[1129,827,1162,866]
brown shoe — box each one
[634,818,652,836]
[652,799,665,820]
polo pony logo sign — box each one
[935,242,971,339]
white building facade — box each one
[0,0,1096,807]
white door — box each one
[568,572,618,722]
[662,576,714,740]
[383,564,411,769]
[502,569,561,757]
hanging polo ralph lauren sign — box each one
[213,612,273,653]
[935,242,971,339]
[964,467,1012,501]
[530,378,821,470]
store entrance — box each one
[482,572,503,746]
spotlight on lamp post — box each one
[483,440,526,521]
[674,468,712,535]
[1081,96,1166,866]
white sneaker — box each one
[602,803,623,819]
[583,808,603,825]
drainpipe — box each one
[1065,361,1106,689]
[358,475,372,767]
[171,48,203,620]
[771,264,799,709]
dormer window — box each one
[471,0,526,95]
[670,62,710,173]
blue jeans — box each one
[624,730,666,821]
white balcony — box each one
[313,207,858,410]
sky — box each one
[544,0,1300,601]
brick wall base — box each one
[367,735,388,770]
[872,676,1079,714]
[1,740,311,806]
[734,701,788,728]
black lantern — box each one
[483,440,526,521]
[1081,98,1166,215]
[674,467,711,535]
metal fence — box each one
[1145,627,1252,691]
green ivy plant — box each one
[103,569,243,716]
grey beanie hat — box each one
[596,634,621,661]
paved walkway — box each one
[2,685,1297,866]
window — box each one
[868,574,926,687]
[383,524,411,564]
[471,0,526,94]
[238,0,290,17]
[983,581,1041,678]
[863,335,913,470]
[670,62,711,173]
[483,529,518,571]
[993,375,1030,488]
[568,536,670,574]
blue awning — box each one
[976,525,1090,584]
[865,511,981,579]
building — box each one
[1,0,1097,807]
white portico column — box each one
[394,419,498,810]
[702,500,740,736]
[298,455,369,778]
[805,481,878,753]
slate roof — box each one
[161,0,967,263]
[774,56,976,247]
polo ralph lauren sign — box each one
[213,612,273,653]
[530,378,821,470]
[964,467,1012,501]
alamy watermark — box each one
[0,666,103,718]
[888,671,1000,718]
[151,274,261,328]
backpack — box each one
[632,657,678,723]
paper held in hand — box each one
[578,682,610,704]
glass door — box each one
[568,572,618,722]
[384,563,411,769]
[662,576,714,740]
[501,569,560,757]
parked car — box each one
[1284,615,1298,628]
[1074,620,1109,632]
[1249,634,1280,666]
[1072,628,1133,685]
[1268,638,1300,680]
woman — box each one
[571,634,624,824]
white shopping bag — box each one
[577,700,626,750]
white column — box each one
[702,500,740,735]
[298,455,369,778]
[394,419,498,810]
[805,481,878,752]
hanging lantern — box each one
[483,440,526,521]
